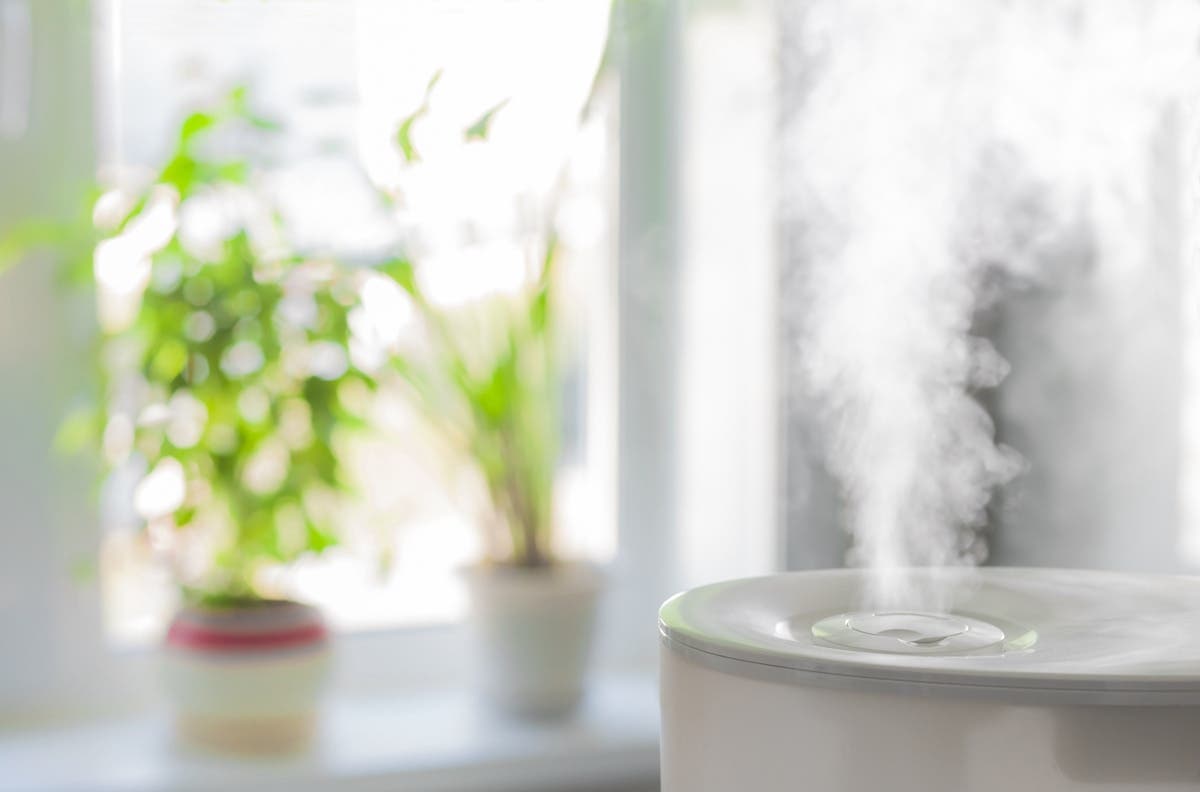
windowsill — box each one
[1,673,660,792]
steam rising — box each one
[785,0,1200,610]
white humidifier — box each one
[659,568,1200,791]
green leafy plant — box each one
[377,88,565,569]
[10,89,372,604]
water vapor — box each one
[784,0,1200,610]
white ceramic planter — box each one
[463,562,603,718]
[162,600,331,754]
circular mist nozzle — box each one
[812,610,1010,655]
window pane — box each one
[94,0,616,643]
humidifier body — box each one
[659,568,1200,792]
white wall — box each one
[991,103,1194,573]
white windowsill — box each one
[1,673,660,792]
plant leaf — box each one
[179,111,215,146]
[395,70,443,163]
[464,98,509,142]
[306,520,339,553]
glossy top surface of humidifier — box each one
[660,568,1200,791]
[659,567,1200,705]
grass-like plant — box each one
[378,243,560,569]
[376,82,563,569]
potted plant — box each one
[23,90,371,752]
[375,235,603,717]
[354,73,606,717]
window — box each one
[0,0,770,723]
[92,0,617,643]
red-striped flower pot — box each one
[163,600,331,754]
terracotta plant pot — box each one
[163,600,331,754]
[462,562,603,718]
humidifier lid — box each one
[658,567,1200,705]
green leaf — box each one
[395,70,443,164]
[464,98,510,142]
[150,339,189,382]
[227,85,249,114]
[530,285,550,334]
[305,520,339,553]
[396,114,423,164]
[379,258,418,293]
[179,111,216,146]
[225,85,283,131]
[216,160,249,184]
[159,153,198,193]
[55,406,101,455]
[247,114,283,132]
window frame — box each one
[0,0,695,722]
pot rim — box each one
[168,599,328,653]
[460,559,606,601]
